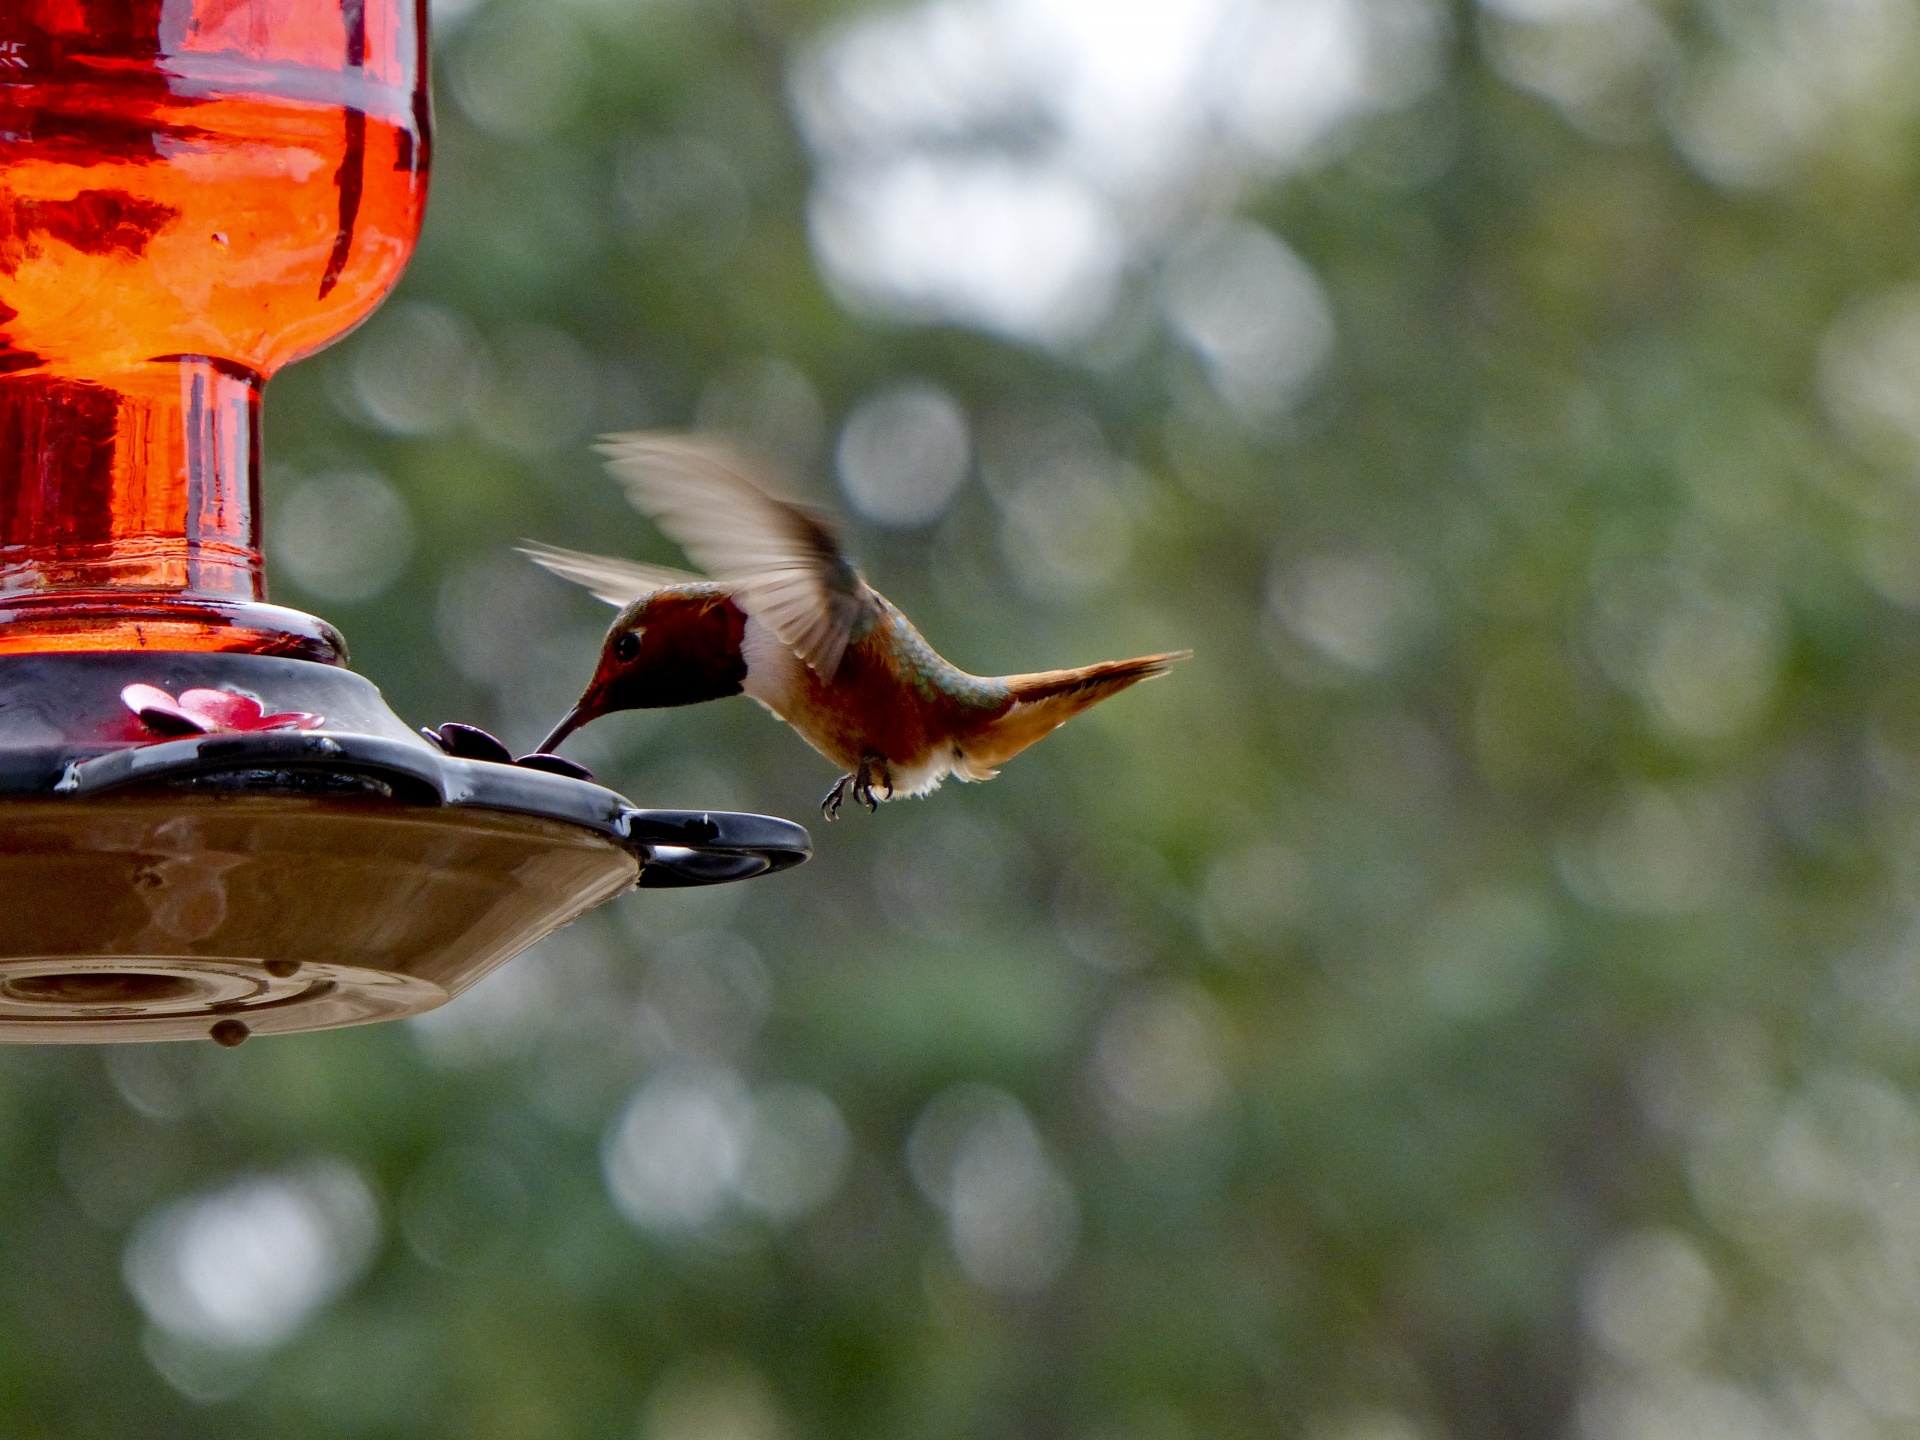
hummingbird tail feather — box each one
[964,650,1190,771]
[1000,650,1191,704]
[519,541,705,606]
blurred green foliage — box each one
[15,0,1920,1436]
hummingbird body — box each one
[530,435,1188,816]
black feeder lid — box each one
[0,653,810,1045]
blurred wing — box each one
[518,541,704,607]
[597,432,875,677]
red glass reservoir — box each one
[0,0,428,659]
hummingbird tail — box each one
[1000,650,1191,704]
[967,650,1190,770]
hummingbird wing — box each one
[597,432,876,678]
[518,541,704,607]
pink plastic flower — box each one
[121,684,322,737]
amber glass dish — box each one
[0,0,428,659]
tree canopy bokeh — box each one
[15,0,1920,1435]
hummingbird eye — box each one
[613,630,642,663]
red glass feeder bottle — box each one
[0,0,807,1044]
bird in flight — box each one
[528,433,1189,818]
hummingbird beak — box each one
[536,704,586,755]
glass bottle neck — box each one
[0,361,344,661]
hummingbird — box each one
[528,433,1189,818]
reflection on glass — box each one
[0,0,428,656]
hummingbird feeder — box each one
[0,0,807,1045]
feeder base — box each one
[0,795,638,1043]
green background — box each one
[17,0,1920,1435]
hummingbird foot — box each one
[851,756,891,813]
[822,757,890,819]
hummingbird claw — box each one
[823,758,888,818]
[852,756,884,813]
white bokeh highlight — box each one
[271,468,414,605]
[124,1161,379,1353]
[810,161,1125,346]
[642,1361,788,1440]
[407,944,556,1067]
[1091,982,1232,1133]
[736,1084,854,1223]
[907,1085,1079,1293]
[792,0,1437,348]
[344,301,484,437]
[604,1067,754,1232]
[1582,1229,1720,1370]
[836,382,972,527]
[1161,220,1336,413]
[1269,551,1429,674]
[1820,283,1920,469]
[603,1067,851,1235]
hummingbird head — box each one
[537,586,748,753]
